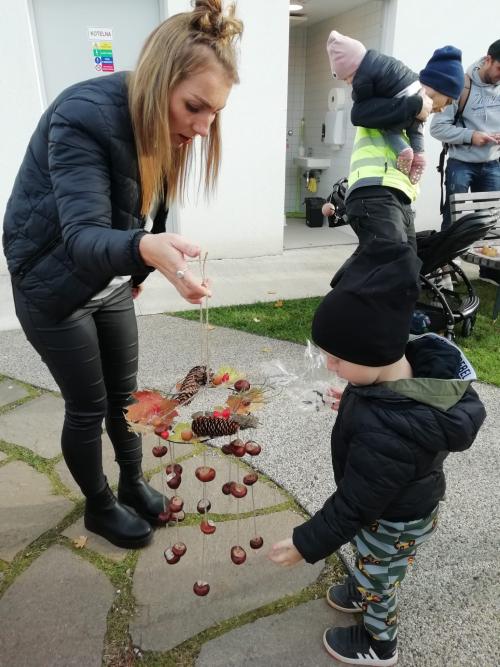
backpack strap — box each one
[438,74,472,213]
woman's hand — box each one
[138,233,211,304]
[322,202,335,217]
[267,538,304,567]
[131,285,144,299]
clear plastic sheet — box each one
[260,340,346,413]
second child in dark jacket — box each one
[268,240,486,667]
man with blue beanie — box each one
[324,36,464,266]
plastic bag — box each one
[260,341,345,413]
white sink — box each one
[294,156,331,170]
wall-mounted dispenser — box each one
[323,86,346,150]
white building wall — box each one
[0,1,45,272]
[302,1,384,209]
[390,0,500,231]
[169,0,289,258]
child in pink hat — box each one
[325,31,463,185]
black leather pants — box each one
[13,282,142,498]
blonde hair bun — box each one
[190,0,243,42]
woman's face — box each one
[169,61,232,147]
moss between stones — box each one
[0,381,348,667]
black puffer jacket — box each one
[2,72,165,321]
[351,49,423,131]
[293,335,486,564]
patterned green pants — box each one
[352,505,439,642]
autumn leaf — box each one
[73,535,88,549]
[261,347,272,353]
[226,387,266,414]
[274,300,284,308]
[125,391,179,435]
[169,422,205,444]
[214,366,243,383]
[253,317,261,323]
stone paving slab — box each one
[0,461,74,562]
[0,378,29,407]
[0,545,115,667]
[63,517,130,562]
[131,510,324,652]
[149,452,288,516]
[54,431,194,495]
[0,393,64,458]
[196,598,356,666]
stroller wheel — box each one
[461,318,474,338]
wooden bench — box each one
[451,191,500,319]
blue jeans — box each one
[442,157,500,230]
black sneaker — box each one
[326,576,364,613]
[323,625,398,666]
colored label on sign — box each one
[91,35,114,73]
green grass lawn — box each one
[171,280,500,386]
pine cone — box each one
[173,365,212,406]
[191,415,239,438]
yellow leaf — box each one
[261,347,272,353]
[73,535,88,549]
[274,300,284,308]
[253,317,261,323]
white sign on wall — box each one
[88,27,114,72]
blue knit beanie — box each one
[419,45,464,100]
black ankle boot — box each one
[84,484,153,549]
[118,469,169,526]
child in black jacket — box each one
[268,240,486,666]
[326,31,464,184]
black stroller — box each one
[412,209,498,339]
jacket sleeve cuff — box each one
[292,519,332,564]
[462,129,474,144]
[130,230,151,271]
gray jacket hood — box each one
[429,58,500,163]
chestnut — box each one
[193,580,210,596]
[250,536,264,549]
[164,548,180,564]
[230,482,247,499]
[165,463,183,475]
[169,496,184,513]
[197,498,212,514]
[243,472,258,486]
[245,441,262,456]
[195,466,216,482]
[234,379,251,393]
[172,542,187,557]
[230,545,247,565]
[152,445,168,458]
[200,519,216,535]
[221,482,233,495]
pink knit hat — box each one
[326,30,367,80]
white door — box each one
[31,0,162,104]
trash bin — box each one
[305,197,324,227]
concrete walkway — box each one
[0,242,498,666]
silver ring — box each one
[176,268,188,279]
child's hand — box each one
[322,202,335,217]
[326,387,344,411]
[267,538,304,567]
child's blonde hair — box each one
[128,0,243,214]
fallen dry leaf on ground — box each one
[73,535,88,549]
[274,300,284,308]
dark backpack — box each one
[437,74,472,214]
